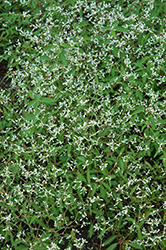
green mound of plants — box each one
[0,0,166,249]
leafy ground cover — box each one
[0,0,166,249]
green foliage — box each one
[0,0,166,249]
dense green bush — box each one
[0,0,166,249]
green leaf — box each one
[43,45,56,52]
[156,119,166,124]
[88,222,93,238]
[79,21,90,27]
[92,208,100,215]
[59,155,68,163]
[8,231,14,246]
[130,185,137,196]
[34,101,39,111]
[24,114,35,121]
[119,160,124,172]
[95,74,98,84]
[40,97,56,105]
[30,215,37,225]
[78,192,83,202]
[28,90,34,99]
[102,26,112,30]
[91,183,97,196]
[115,26,128,32]
[50,61,58,71]
[77,156,85,162]
[128,243,143,249]
[144,161,153,170]
[160,241,166,248]
[100,185,106,198]
[27,100,37,108]
[134,62,143,68]
[87,168,90,184]
[33,246,47,250]
[100,128,110,137]
[12,240,25,247]
[22,202,26,213]
[102,182,111,191]
[137,226,142,241]
[139,56,149,64]
[111,29,116,38]
[163,152,166,168]
[112,47,119,57]
[17,244,29,250]
[33,80,42,92]
[61,0,75,7]
[135,67,144,72]
[40,55,51,61]
[77,171,86,183]
[132,106,143,115]
[124,217,135,223]
[106,243,118,250]
[0,154,4,159]
[59,49,68,65]
[35,94,41,101]
[103,236,116,246]
[67,144,71,156]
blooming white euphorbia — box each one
[0,0,166,249]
